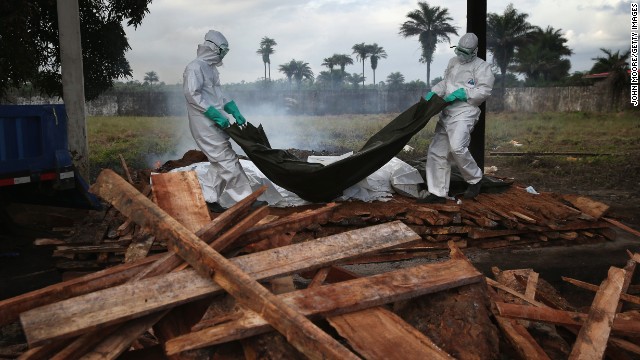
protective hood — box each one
[454,33,478,64]
[197,30,229,66]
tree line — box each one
[0,1,631,101]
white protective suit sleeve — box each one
[183,66,209,113]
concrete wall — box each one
[5,84,634,116]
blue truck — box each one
[0,104,100,209]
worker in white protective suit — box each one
[420,33,495,204]
[183,30,253,212]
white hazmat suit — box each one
[183,30,252,208]
[426,33,495,199]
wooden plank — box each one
[495,302,640,336]
[150,171,211,233]
[233,204,338,248]
[569,266,626,360]
[67,216,408,360]
[485,278,547,308]
[19,220,419,347]
[164,258,483,355]
[328,307,454,360]
[494,315,551,360]
[319,251,454,360]
[524,271,539,301]
[486,285,550,360]
[123,234,155,263]
[0,254,162,327]
[604,217,640,238]
[70,169,358,360]
[562,277,640,306]
[150,168,227,360]
[562,194,610,219]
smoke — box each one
[146,91,349,169]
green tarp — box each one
[225,96,448,202]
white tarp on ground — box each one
[169,155,424,207]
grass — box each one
[87,110,640,195]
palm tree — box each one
[352,43,371,88]
[368,44,387,86]
[333,54,354,73]
[399,2,458,88]
[347,73,365,89]
[291,60,314,89]
[591,48,631,109]
[256,37,277,80]
[278,60,296,90]
[321,55,338,87]
[386,72,405,90]
[512,26,572,84]
[143,71,159,85]
[590,48,631,74]
[487,3,536,90]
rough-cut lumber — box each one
[47,186,270,360]
[485,278,547,308]
[151,169,231,360]
[68,169,359,360]
[1,187,268,329]
[150,171,211,232]
[486,286,551,360]
[495,302,640,336]
[604,217,640,238]
[20,220,419,348]
[233,204,338,248]
[0,254,161,327]
[494,315,551,360]
[131,185,268,281]
[164,258,482,355]
[562,194,609,219]
[328,307,454,360]
[562,276,640,306]
[569,266,626,360]
[320,249,454,360]
[123,234,155,263]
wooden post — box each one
[56,0,89,180]
[89,169,357,360]
[467,0,487,170]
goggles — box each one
[207,40,230,58]
[451,45,474,56]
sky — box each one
[122,0,634,86]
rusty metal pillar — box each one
[467,0,487,171]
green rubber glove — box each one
[424,91,436,101]
[203,106,230,128]
[223,100,246,126]
[444,88,467,103]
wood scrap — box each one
[562,276,640,306]
[19,220,421,347]
[495,302,640,336]
[164,257,482,355]
[83,169,362,359]
[569,266,626,359]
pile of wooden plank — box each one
[41,175,620,274]
[1,168,638,359]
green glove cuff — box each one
[203,106,230,128]
[223,100,239,114]
[424,91,436,101]
[223,100,246,126]
[453,88,467,102]
[444,88,467,103]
